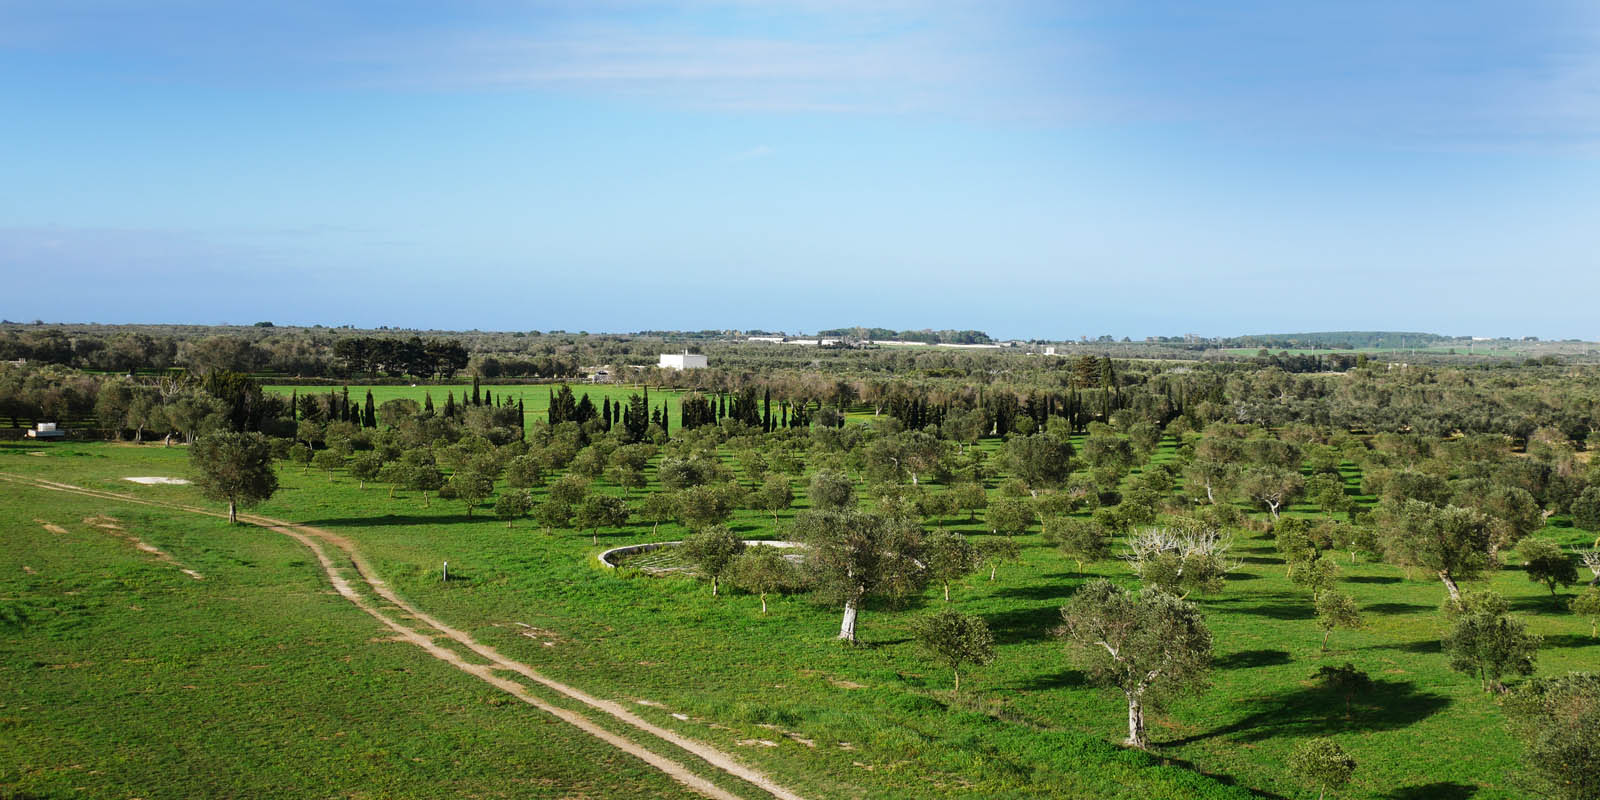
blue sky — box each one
[2,1,1597,339]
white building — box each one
[658,352,708,370]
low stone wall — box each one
[597,540,804,569]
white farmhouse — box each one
[658,352,708,370]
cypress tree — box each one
[364,390,376,428]
[548,388,555,423]
[443,392,456,418]
[763,388,772,433]
[290,390,297,422]
[424,392,435,414]
[472,376,481,407]
[660,403,669,437]
[602,397,612,432]
[484,388,493,408]
[517,398,526,439]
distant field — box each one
[264,383,687,429]
[1220,345,1540,357]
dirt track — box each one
[1,472,807,800]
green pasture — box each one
[5,439,1598,798]
[264,383,688,430]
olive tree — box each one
[1056,579,1213,748]
[308,451,344,480]
[987,496,1034,537]
[976,536,1021,582]
[795,509,924,644]
[1381,500,1493,603]
[639,491,676,535]
[1002,433,1074,495]
[808,469,856,512]
[1288,738,1357,800]
[1122,527,1238,597]
[1521,539,1579,605]
[1315,591,1363,651]
[575,493,630,544]
[1571,587,1600,638]
[447,469,494,517]
[1443,592,1541,693]
[951,482,987,522]
[349,452,383,489]
[924,531,980,602]
[912,607,995,692]
[1050,518,1109,577]
[679,525,745,596]
[1238,466,1305,522]
[1570,486,1600,542]
[1501,672,1600,800]
[753,475,794,522]
[494,489,534,528]
[674,484,737,531]
[189,432,279,524]
[728,546,803,613]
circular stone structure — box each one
[598,540,805,572]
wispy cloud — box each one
[727,144,774,161]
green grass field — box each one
[264,383,689,431]
[4,439,1596,798]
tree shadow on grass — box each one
[1168,677,1450,745]
[990,583,1078,602]
[1386,782,1477,800]
[1365,602,1434,615]
[1006,668,1088,691]
[1542,632,1598,648]
[983,604,1061,644]
[1345,575,1403,584]
[1214,649,1291,670]
[1205,596,1315,621]
[1509,595,1570,614]
[1240,556,1283,565]
[1365,639,1443,654]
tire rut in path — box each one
[0,473,807,800]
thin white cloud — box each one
[727,145,774,161]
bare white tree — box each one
[1581,548,1600,586]
[1121,527,1241,597]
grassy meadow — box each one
[4,437,1597,799]
[263,383,687,431]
